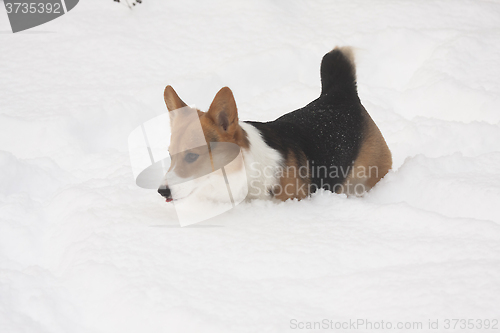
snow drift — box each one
[1,0,500,332]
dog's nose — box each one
[158,186,172,199]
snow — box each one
[1,0,500,332]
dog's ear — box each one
[207,87,238,132]
[164,85,187,112]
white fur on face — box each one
[164,165,240,203]
[164,170,195,200]
[161,122,283,202]
[239,122,283,200]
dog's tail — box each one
[320,47,357,96]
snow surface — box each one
[1,0,500,332]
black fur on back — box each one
[245,47,365,193]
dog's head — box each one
[158,86,248,202]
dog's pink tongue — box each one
[166,198,173,203]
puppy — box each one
[158,47,392,202]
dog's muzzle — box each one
[158,186,173,202]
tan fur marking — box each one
[164,85,187,111]
[274,150,310,201]
[342,107,392,195]
[165,86,250,181]
[336,46,355,68]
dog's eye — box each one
[184,152,199,163]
